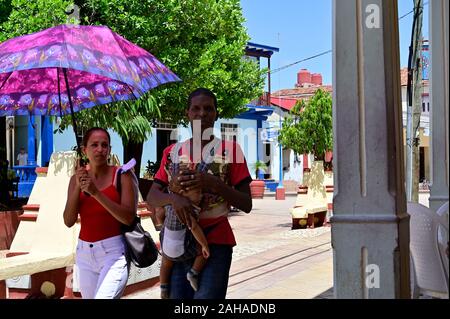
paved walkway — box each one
[124,195,334,299]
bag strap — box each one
[115,167,123,195]
[115,159,139,211]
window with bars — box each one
[221,123,238,142]
[154,122,177,129]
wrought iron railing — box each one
[13,165,37,182]
[12,165,37,197]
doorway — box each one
[156,129,176,162]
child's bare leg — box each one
[192,254,207,273]
[154,207,165,231]
[187,254,208,292]
[160,256,173,299]
[189,216,209,255]
[186,216,210,292]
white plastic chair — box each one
[408,201,449,299]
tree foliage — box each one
[1,0,264,137]
[0,0,72,42]
[1,0,265,174]
[251,160,268,179]
[278,89,333,161]
[84,0,262,118]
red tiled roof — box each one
[400,67,429,86]
[274,69,428,102]
[270,97,298,111]
[400,67,408,86]
[272,86,333,102]
[273,85,333,98]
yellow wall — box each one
[402,127,429,147]
[402,128,430,181]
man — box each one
[147,88,253,299]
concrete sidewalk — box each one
[124,196,333,299]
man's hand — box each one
[177,170,220,193]
[170,193,194,228]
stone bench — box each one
[0,152,78,298]
[290,161,330,229]
[1,152,161,298]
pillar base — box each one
[275,186,285,200]
[0,280,6,299]
[29,267,67,298]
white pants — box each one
[75,235,129,299]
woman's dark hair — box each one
[82,127,111,147]
[187,88,218,112]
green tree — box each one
[1,0,265,176]
[0,0,72,42]
[73,0,264,120]
[278,89,333,161]
[251,160,268,180]
[0,0,13,25]
[71,0,264,176]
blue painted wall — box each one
[50,117,260,179]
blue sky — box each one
[241,0,429,92]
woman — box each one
[63,127,136,299]
[147,88,253,299]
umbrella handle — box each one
[76,153,91,197]
[80,160,90,196]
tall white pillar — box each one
[429,0,449,212]
[332,0,410,298]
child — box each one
[16,147,28,166]
[159,157,210,299]
[16,147,28,180]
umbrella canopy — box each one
[0,24,181,116]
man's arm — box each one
[178,171,252,214]
[147,181,195,227]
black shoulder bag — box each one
[116,166,159,268]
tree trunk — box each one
[0,118,6,164]
[314,153,325,161]
[123,139,143,178]
[412,145,420,202]
[0,118,9,207]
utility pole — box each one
[406,0,423,202]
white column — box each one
[332,0,410,298]
[429,0,449,211]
